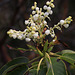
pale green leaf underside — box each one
[60,53,75,66]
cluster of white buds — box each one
[7,0,72,43]
[53,16,72,31]
[60,16,72,28]
[7,29,25,40]
[43,0,55,16]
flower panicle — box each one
[7,0,72,44]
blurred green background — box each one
[0,0,75,75]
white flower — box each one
[25,20,29,25]
[60,20,65,25]
[63,24,69,28]
[44,12,49,16]
[18,35,22,40]
[32,11,36,14]
[33,14,39,21]
[43,5,47,10]
[33,32,38,38]
[46,1,50,5]
[7,29,14,34]
[10,29,14,33]
[35,14,39,17]
[31,23,35,27]
[47,7,51,11]
[25,38,31,42]
[36,7,39,11]
[49,10,53,15]
[45,30,50,35]
[43,21,47,25]
[12,34,17,39]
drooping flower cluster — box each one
[7,0,72,43]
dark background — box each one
[0,0,75,74]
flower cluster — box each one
[7,0,72,43]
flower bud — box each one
[33,14,39,21]
[32,11,36,14]
[33,32,38,38]
[60,20,65,25]
[43,21,47,25]
[31,6,35,10]
[36,7,39,11]
[63,24,69,28]
[51,0,54,2]
[46,1,50,5]
[43,5,47,10]
[18,35,22,40]
[45,30,50,35]
[12,34,17,39]
[31,23,35,27]
[44,12,49,16]
[49,10,53,15]
[25,38,31,42]
[25,20,29,25]
[47,7,51,11]
[51,3,55,8]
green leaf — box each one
[43,40,48,52]
[38,67,47,75]
[47,46,54,52]
[50,57,68,75]
[29,69,37,75]
[61,50,75,54]
[17,48,32,51]
[0,57,29,75]
[60,53,75,66]
[6,64,28,75]
[37,57,44,74]
[56,50,75,55]
[7,45,31,51]
[45,53,67,75]
[29,67,47,75]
